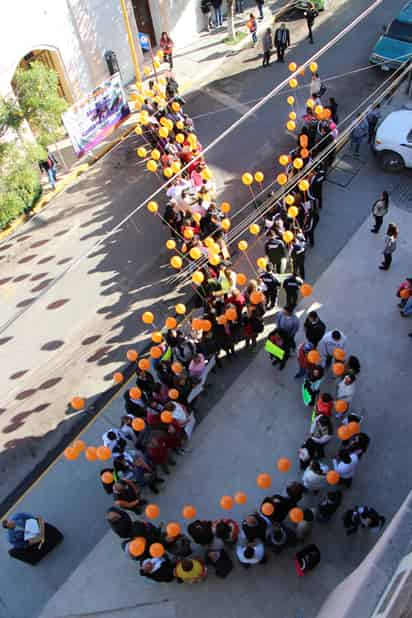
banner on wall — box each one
[62,73,130,158]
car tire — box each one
[380,150,405,173]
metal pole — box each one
[119,0,142,83]
[149,41,159,83]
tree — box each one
[13,61,68,147]
[0,97,23,139]
[227,0,236,40]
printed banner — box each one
[62,73,130,158]
[264,340,285,360]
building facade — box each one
[1,0,205,104]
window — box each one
[386,19,412,45]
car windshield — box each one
[386,19,412,44]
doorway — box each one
[132,0,156,47]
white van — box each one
[374,109,412,171]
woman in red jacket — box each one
[160,32,174,69]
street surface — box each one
[1,2,412,616]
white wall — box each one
[0,0,138,101]
[149,0,205,49]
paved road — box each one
[0,0,405,510]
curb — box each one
[0,118,139,243]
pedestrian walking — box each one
[367,104,381,143]
[304,3,317,44]
[350,115,368,156]
[276,305,300,350]
[274,23,290,62]
[333,448,359,488]
[3,513,63,565]
[39,151,58,190]
[371,191,389,233]
[235,0,244,13]
[291,232,306,279]
[317,490,342,522]
[304,311,326,347]
[343,506,385,536]
[309,72,322,98]
[160,32,174,69]
[262,27,273,67]
[247,14,258,45]
[211,0,223,27]
[380,223,398,271]
[259,263,281,309]
[283,273,303,309]
[310,164,326,210]
[255,0,264,19]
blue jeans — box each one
[257,2,264,18]
[401,297,412,316]
[47,166,57,189]
[214,6,223,26]
[236,0,243,11]
[252,31,257,44]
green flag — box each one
[265,339,285,360]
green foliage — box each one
[0,97,23,138]
[13,61,68,146]
[0,143,42,229]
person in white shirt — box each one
[333,449,359,488]
[319,329,347,367]
[302,459,328,493]
[236,541,266,568]
[336,374,356,413]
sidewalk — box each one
[1,147,412,618]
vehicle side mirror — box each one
[382,24,387,34]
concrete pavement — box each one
[1,139,412,617]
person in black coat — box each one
[241,513,268,542]
[205,547,234,578]
[304,4,317,44]
[140,556,176,582]
[283,273,303,309]
[187,520,214,545]
[304,311,326,347]
[274,24,290,62]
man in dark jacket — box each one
[265,231,286,273]
[304,311,326,347]
[304,4,317,43]
[260,263,280,308]
[274,23,290,62]
[292,233,306,279]
[262,28,273,67]
[283,273,303,309]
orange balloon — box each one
[299,134,309,148]
[277,457,291,473]
[132,417,146,432]
[113,372,124,384]
[165,317,177,329]
[277,173,288,186]
[337,425,351,441]
[332,362,345,377]
[202,319,212,332]
[327,470,340,485]
[347,421,360,437]
[335,399,349,414]
[236,273,247,286]
[161,410,173,423]
[301,148,310,159]
[127,349,138,362]
[73,439,86,454]
[216,314,227,325]
[96,445,111,461]
[169,388,179,400]
[145,504,160,519]
[323,108,332,120]
[101,471,114,484]
[142,311,154,324]
[166,522,181,537]
[300,283,313,297]
[64,447,78,461]
[138,358,151,371]
[225,307,237,321]
[85,446,97,461]
[307,350,321,364]
[250,291,264,305]
[171,361,183,374]
[261,502,274,516]
[333,348,346,361]
[152,331,163,344]
[234,491,247,505]
[182,505,197,519]
[71,397,85,411]
[149,542,165,558]
[400,288,410,299]
[150,346,162,359]
[129,387,142,400]
[129,537,146,557]
[289,507,304,523]
[220,202,231,213]
[220,496,234,510]
[192,318,203,331]
[257,473,272,489]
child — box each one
[247,14,258,45]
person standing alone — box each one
[262,28,273,67]
[274,23,290,62]
[256,0,264,20]
[371,191,389,234]
[304,3,317,44]
[380,223,398,271]
[211,0,223,27]
[160,32,174,69]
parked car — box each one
[274,0,325,22]
[370,1,412,70]
[373,110,412,171]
